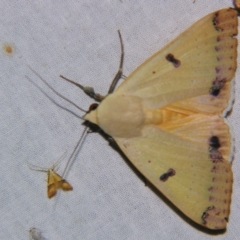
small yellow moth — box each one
[45,166,73,198]
[32,8,237,230]
[28,154,73,198]
[82,8,237,230]
[29,228,46,240]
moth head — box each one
[84,94,145,138]
[84,103,99,125]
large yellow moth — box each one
[33,8,237,230]
[28,154,73,198]
[82,8,237,230]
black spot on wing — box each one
[209,136,220,149]
[160,172,168,182]
[202,206,214,225]
[160,168,176,182]
[212,12,223,32]
[208,136,223,163]
[166,54,181,68]
[209,79,225,96]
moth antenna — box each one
[62,127,88,178]
[27,65,87,113]
[27,162,48,173]
[26,76,84,119]
[51,150,68,170]
[27,151,67,173]
[59,30,124,101]
[59,75,105,102]
[108,30,124,94]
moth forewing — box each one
[84,8,237,229]
[46,169,73,198]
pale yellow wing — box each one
[115,8,237,114]
[83,8,237,230]
[112,8,236,229]
[114,118,232,229]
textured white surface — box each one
[0,0,240,239]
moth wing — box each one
[51,169,73,191]
[59,179,73,191]
[114,117,232,229]
[115,8,237,114]
[112,9,236,229]
[84,8,236,229]
[47,169,61,198]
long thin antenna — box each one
[27,151,67,173]
[59,75,86,91]
[28,65,86,113]
[59,75,105,102]
[60,30,124,101]
[62,127,88,177]
[26,76,83,119]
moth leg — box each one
[60,30,124,101]
[87,128,99,134]
[122,74,127,79]
[107,136,119,149]
[107,30,124,94]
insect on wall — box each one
[28,152,73,198]
[30,7,238,231]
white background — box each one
[0,0,240,239]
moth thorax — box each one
[144,109,163,125]
[96,94,145,138]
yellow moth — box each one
[32,8,237,230]
[82,8,237,230]
[28,154,73,198]
[45,166,73,198]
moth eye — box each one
[89,103,99,112]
